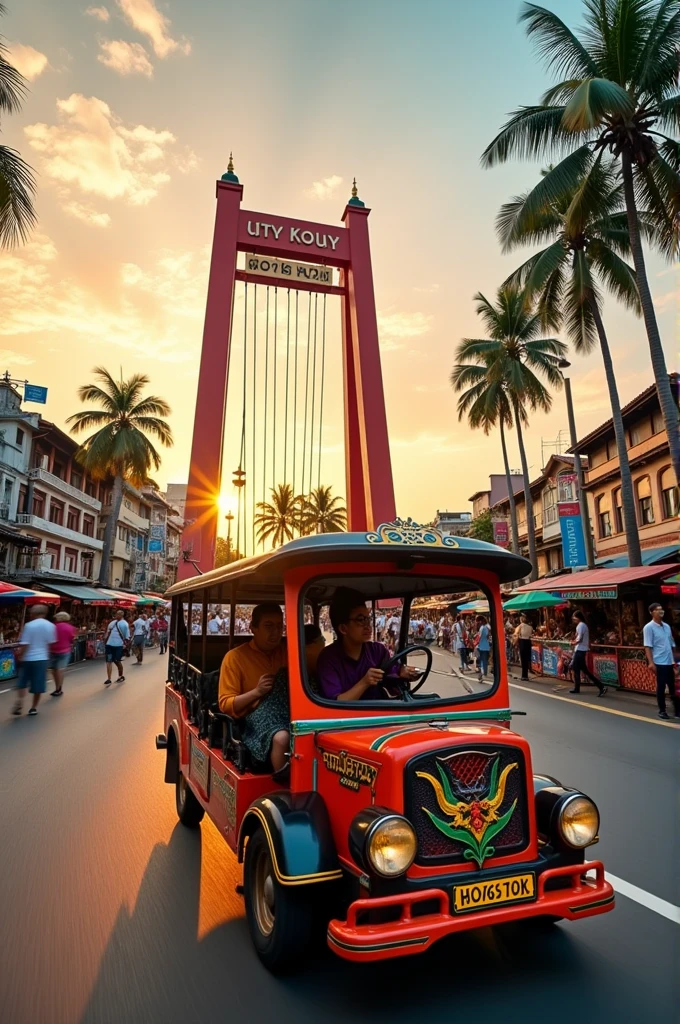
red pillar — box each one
[340,268,368,532]
[178,179,242,579]
[342,203,396,530]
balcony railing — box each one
[28,467,101,511]
[16,513,104,549]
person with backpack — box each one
[104,608,129,685]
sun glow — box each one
[218,492,238,517]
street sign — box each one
[24,384,48,404]
[492,519,509,548]
[558,501,587,567]
[552,588,618,600]
[148,539,163,553]
[245,253,333,285]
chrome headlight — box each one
[557,794,599,848]
[366,814,417,876]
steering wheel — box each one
[381,644,433,698]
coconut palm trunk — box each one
[587,296,642,567]
[98,473,123,585]
[512,398,538,580]
[621,152,680,486]
[499,418,520,554]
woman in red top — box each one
[51,611,77,696]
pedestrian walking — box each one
[475,614,491,680]
[643,602,680,720]
[12,604,56,716]
[453,614,469,672]
[50,611,76,696]
[131,611,149,664]
[569,610,607,697]
[104,608,129,685]
[154,610,169,654]
[514,614,533,680]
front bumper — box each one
[327,861,614,962]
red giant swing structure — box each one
[178,158,397,579]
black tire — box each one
[243,828,316,973]
[175,769,204,828]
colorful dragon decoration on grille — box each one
[416,752,518,869]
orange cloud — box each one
[7,42,48,80]
[117,0,190,58]
[24,94,191,213]
[85,5,110,21]
[98,39,153,76]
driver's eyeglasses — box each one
[349,615,372,626]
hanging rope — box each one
[252,285,257,556]
[317,292,327,492]
[236,282,248,559]
[308,292,319,500]
[263,286,269,538]
[292,290,299,494]
[301,291,312,498]
[272,287,278,491]
[283,289,291,486]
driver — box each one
[317,588,419,701]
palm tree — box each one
[482,0,680,485]
[499,159,643,565]
[254,483,303,548]
[66,367,173,585]
[450,359,521,554]
[0,4,37,247]
[300,485,347,535]
[454,286,567,579]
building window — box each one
[70,469,82,490]
[590,446,607,468]
[557,473,576,502]
[613,488,623,534]
[660,466,679,519]
[49,500,64,526]
[67,507,80,532]
[85,479,97,498]
[606,439,618,461]
[15,427,24,446]
[652,410,664,435]
[82,514,95,537]
[32,490,46,518]
[597,493,612,538]
[52,459,67,481]
[81,553,93,577]
[44,542,60,569]
[636,476,655,525]
[630,419,652,447]
[118,525,128,542]
[64,548,78,573]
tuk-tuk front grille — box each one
[405,745,530,865]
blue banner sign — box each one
[148,539,163,553]
[558,501,587,567]
[24,384,48,404]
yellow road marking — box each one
[509,682,680,728]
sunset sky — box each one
[2,0,677,533]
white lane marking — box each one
[0,688,11,695]
[601,869,680,925]
[509,682,679,728]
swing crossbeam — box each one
[235,269,345,298]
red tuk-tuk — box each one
[158,521,613,971]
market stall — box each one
[514,564,680,694]
[43,584,128,662]
[0,583,61,681]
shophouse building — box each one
[570,375,680,566]
[433,510,472,537]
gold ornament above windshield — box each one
[367,518,460,548]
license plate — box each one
[453,872,536,914]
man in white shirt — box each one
[12,604,57,716]
[104,609,130,685]
[132,612,149,664]
[207,613,220,635]
[569,610,607,697]
[643,602,679,720]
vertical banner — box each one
[558,501,587,567]
[492,519,509,548]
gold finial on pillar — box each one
[348,176,365,207]
[351,177,358,197]
[221,152,240,184]
[228,152,234,173]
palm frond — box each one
[588,239,641,312]
[481,105,576,167]
[563,77,634,130]
[130,396,172,419]
[0,35,27,114]
[520,3,600,78]
[64,410,113,433]
[0,144,37,247]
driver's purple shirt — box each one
[317,639,398,700]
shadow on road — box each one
[79,822,650,1024]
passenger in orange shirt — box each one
[218,603,288,771]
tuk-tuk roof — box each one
[165,521,531,598]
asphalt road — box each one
[0,654,678,1024]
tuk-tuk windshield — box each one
[303,575,499,709]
